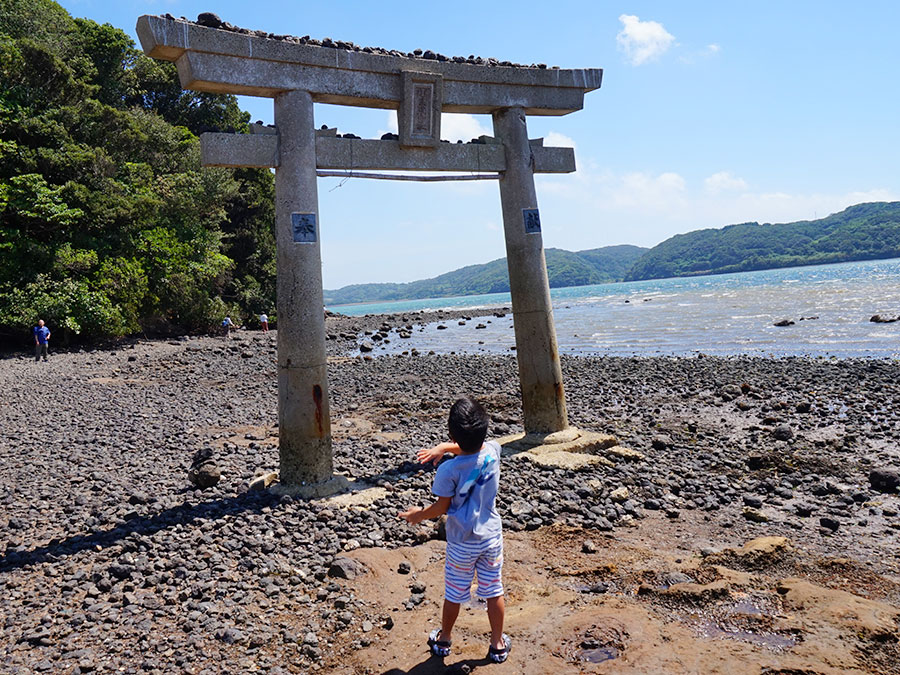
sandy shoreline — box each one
[1,313,899,673]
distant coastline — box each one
[325,202,900,306]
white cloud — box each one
[617,171,687,208]
[544,131,576,149]
[716,189,899,228]
[541,167,687,212]
[704,171,748,194]
[678,42,722,65]
[378,111,399,138]
[440,113,492,143]
[378,111,491,143]
[616,14,675,66]
[536,162,899,251]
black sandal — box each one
[488,633,511,663]
[428,628,451,657]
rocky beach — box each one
[2,311,899,674]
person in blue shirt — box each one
[33,319,50,362]
[399,396,511,663]
[221,316,235,338]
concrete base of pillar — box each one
[251,473,393,502]
[522,427,583,446]
[270,475,350,499]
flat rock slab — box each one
[327,485,389,508]
[517,450,612,470]
[497,430,618,456]
[498,430,618,470]
[604,445,646,462]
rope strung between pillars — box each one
[317,170,502,182]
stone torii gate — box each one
[137,15,603,495]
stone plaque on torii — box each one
[137,15,604,496]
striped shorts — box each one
[444,536,504,604]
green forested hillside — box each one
[0,0,276,344]
[323,245,647,305]
[625,202,900,281]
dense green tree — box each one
[0,0,275,345]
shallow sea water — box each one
[336,258,900,358]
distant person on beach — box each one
[221,316,235,338]
[259,313,269,332]
[33,319,51,362]
[399,396,510,663]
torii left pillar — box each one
[272,89,342,495]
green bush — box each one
[0,2,275,346]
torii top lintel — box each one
[136,15,602,116]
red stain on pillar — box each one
[313,384,324,436]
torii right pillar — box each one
[494,107,568,435]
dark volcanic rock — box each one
[772,424,793,441]
[196,12,222,28]
[328,557,365,580]
[651,435,670,450]
[742,495,763,509]
[869,468,900,493]
[187,448,221,488]
[819,516,841,532]
[719,384,742,401]
[217,627,245,644]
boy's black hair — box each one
[448,396,489,453]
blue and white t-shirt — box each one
[432,440,502,545]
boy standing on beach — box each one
[399,396,511,663]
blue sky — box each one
[58,1,900,288]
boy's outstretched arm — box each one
[399,496,452,525]
[417,442,461,467]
